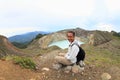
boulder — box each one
[42,67,50,71]
[64,66,72,73]
[101,73,111,80]
[71,65,84,73]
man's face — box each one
[67,32,75,43]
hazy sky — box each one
[0,0,120,37]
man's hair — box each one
[67,31,75,37]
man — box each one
[53,31,85,70]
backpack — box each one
[71,43,85,64]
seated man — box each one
[53,31,85,70]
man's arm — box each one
[65,45,79,60]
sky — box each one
[0,0,120,37]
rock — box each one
[64,66,72,73]
[64,66,72,71]
[42,67,50,71]
[88,77,91,80]
[79,67,84,71]
[72,65,82,73]
[64,70,70,74]
[52,63,62,70]
[88,34,94,45]
[88,31,112,46]
[101,73,111,80]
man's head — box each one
[67,31,75,43]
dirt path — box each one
[0,60,41,80]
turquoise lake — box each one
[48,40,84,49]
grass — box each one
[84,44,120,67]
[13,56,36,70]
[2,55,36,70]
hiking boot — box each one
[52,63,62,70]
[79,61,85,67]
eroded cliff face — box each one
[0,35,24,57]
[88,31,112,46]
[38,32,67,48]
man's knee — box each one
[55,56,64,62]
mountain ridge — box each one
[27,28,113,49]
[8,31,50,43]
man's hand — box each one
[58,53,66,56]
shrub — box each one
[35,34,46,39]
[111,31,120,38]
[13,56,36,70]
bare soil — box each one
[0,50,120,80]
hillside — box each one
[0,35,25,58]
[27,28,112,49]
[0,28,120,80]
[0,44,120,80]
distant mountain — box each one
[8,31,49,43]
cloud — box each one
[105,0,120,14]
[0,0,120,37]
[96,23,115,32]
[38,0,95,17]
[0,0,95,17]
[0,26,47,37]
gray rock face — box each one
[88,31,112,46]
[38,32,67,48]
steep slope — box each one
[88,30,112,46]
[0,35,24,58]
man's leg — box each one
[55,56,73,66]
[53,54,73,70]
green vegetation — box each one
[12,42,29,49]
[13,56,36,70]
[83,44,120,67]
[35,34,46,39]
[2,56,36,70]
[111,31,120,38]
